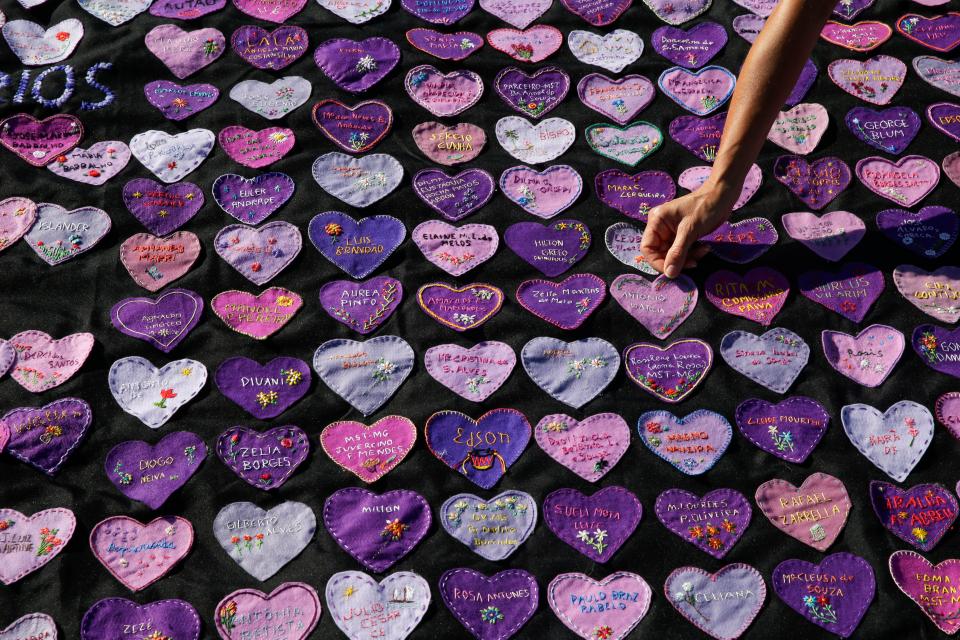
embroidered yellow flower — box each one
[270,132,288,143]
[276,295,294,307]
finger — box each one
[664,220,695,278]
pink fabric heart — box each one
[211,287,303,339]
[320,416,417,482]
[218,126,295,168]
[767,103,828,154]
[9,330,94,393]
[0,196,37,252]
[89,516,193,592]
[0,507,76,584]
[855,154,940,207]
[534,413,630,481]
[120,232,201,292]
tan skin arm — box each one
[641,0,839,278]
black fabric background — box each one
[1,0,959,637]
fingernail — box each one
[665,265,678,278]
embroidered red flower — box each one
[280,437,293,448]
[88,169,101,177]
[251,262,262,272]
[55,31,70,41]
[56,155,67,163]
[167,161,177,170]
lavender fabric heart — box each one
[321,276,403,334]
[150,0,225,18]
[577,74,655,125]
[81,599,200,640]
[735,396,830,463]
[781,210,866,261]
[822,324,904,387]
[231,25,308,71]
[773,155,851,209]
[406,28,484,60]
[496,116,576,164]
[893,265,960,323]
[833,0,874,19]
[144,81,219,121]
[841,401,933,481]
[504,219,590,277]
[494,66,569,118]
[439,569,538,640]
[47,141,131,185]
[516,274,606,330]
[7,330,94,393]
[120,230,198,292]
[535,413,629,482]
[2,18,83,65]
[479,0,549,27]
[423,341,515,401]
[641,0,712,25]
[567,29,644,71]
[637,409,731,474]
[212,172,294,224]
[869,480,957,551]
[213,501,316,581]
[315,37,400,93]
[757,473,852,551]
[89,515,193,591]
[441,491,535,561]
[0,614,58,640]
[605,223,658,274]
[704,267,790,325]
[406,65,483,117]
[105,431,206,509]
[856,155,940,207]
[401,0,474,23]
[214,221,302,285]
[144,25,224,79]
[412,168,495,220]
[585,121,663,166]
[658,65,736,115]
[312,152,403,208]
[798,262,884,322]
[666,564,765,640]
[308,212,405,278]
[595,169,676,220]
[914,324,960,379]
[24,203,111,266]
[549,572,652,640]
[110,289,204,353]
[678,163,761,210]
[829,55,906,104]
[720,328,810,394]
[652,21,727,68]
[846,106,921,154]
[0,508,75,584]
[624,340,713,403]
[560,0,630,25]
[316,0,389,22]
[312,99,393,153]
[2,398,90,475]
[877,206,958,258]
[215,356,311,419]
[108,356,207,428]
[326,571,430,639]
[412,121,486,165]
[655,488,751,558]
[767,103,829,155]
[122,179,205,235]
[521,337,619,408]
[543,486,642,563]
[313,336,414,416]
[0,339,14,378]
[216,425,308,490]
[610,274,697,339]
[129,129,215,183]
[701,216,778,263]
[0,196,37,252]
[417,282,503,331]
[229,76,312,119]
[669,111,726,162]
[412,220,499,276]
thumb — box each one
[664,220,695,278]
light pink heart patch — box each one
[610,273,698,339]
[678,163,761,210]
[211,286,303,339]
[827,55,906,105]
[144,25,225,79]
[945,151,960,187]
[822,324,905,387]
[412,220,499,276]
[0,507,76,585]
[424,341,517,401]
[0,196,37,252]
[658,65,735,115]
[405,65,484,117]
[486,26,563,63]
[479,0,551,28]
[781,210,866,261]
[120,231,201,292]
[535,412,630,482]
[499,165,582,218]
[89,516,193,592]
[767,103,828,154]
[9,330,94,393]
[820,20,892,51]
[755,472,851,551]
[893,265,960,324]
[412,121,486,165]
[320,416,417,482]
[855,155,940,206]
[218,126,294,169]
[576,73,655,125]
[47,141,131,185]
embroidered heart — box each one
[842,401,933,481]
[439,569,538,638]
[658,65,735,115]
[701,216,778,263]
[479,0,549,27]
[0,113,83,167]
[0,508,75,584]
[150,0,225,18]
[820,20,892,51]
[504,219,590,276]
[625,340,713,403]
[231,25,308,70]
[417,282,503,331]
[516,274,606,329]
[948,151,960,186]
[320,276,403,334]
[122,179,204,235]
[108,356,206,429]
[772,553,874,637]
[586,121,663,166]
[78,0,151,25]
[596,169,675,220]
[215,356,311,419]
[105,431,206,509]
[560,0,630,25]
[889,551,960,634]
[23,203,110,266]
[893,265,960,323]
[0,197,37,252]
[543,487,642,562]
[232,0,307,22]
[440,491,536,560]
[214,221,302,285]
[406,65,483,117]
[637,409,730,473]
[704,267,790,325]
[665,564,765,639]
[655,488,751,558]
[406,28,484,60]
[316,0,388,22]
[229,76,312,119]
[567,28,643,73]
[119,231,199,291]
[307,212,405,278]
[2,19,83,65]
[487,25,563,63]
[856,155,940,206]
[833,0,874,20]
[610,273,697,338]
[520,337,618,407]
[577,74,655,125]
[767,103,829,154]
[870,480,957,551]
[313,153,402,209]
[213,501,316,581]
[400,0,474,23]
[145,25,224,79]
[412,121,486,165]
[641,0,711,25]
[412,220,498,276]
[828,55,906,105]
[323,488,430,572]
[312,99,393,153]
[0,615,58,640]
[755,472,851,551]
[677,163,761,210]
[549,572,652,639]
[0,339,13,379]
[846,106,921,154]
[129,129,215,183]
[735,396,829,463]
[730,0,774,16]
[320,416,416,482]
[425,408,531,489]
[212,172,294,224]
[314,37,400,93]
[914,56,960,98]
[423,341,515,401]
[326,571,429,639]
[500,165,581,218]
[928,102,960,142]
[720,328,809,393]
[496,116,575,163]
[81,599,200,640]
[896,13,960,52]
[780,210,865,261]
[111,289,203,353]
[669,111,726,161]
[773,155,851,209]
[8,330,93,393]
[2,398,90,475]
[605,223,658,273]
[412,167,495,220]
[732,13,764,41]
[651,21,726,68]
[313,336,413,416]
[535,413,629,482]
[822,324,904,388]
[216,425,307,490]
[797,262,884,322]
[913,324,960,379]
[48,141,131,185]
[218,126,295,168]
[90,516,192,591]
[494,66,568,119]
[216,583,320,639]
[211,287,302,339]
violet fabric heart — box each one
[407,28,484,60]
[678,163,762,210]
[567,29,643,72]
[772,553,874,637]
[110,289,204,353]
[8,330,94,393]
[496,116,576,164]
[320,276,403,334]
[90,516,192,591]
[406,65,483,117]
[596,169,676,222]
[625,340,713,403]
[308,212,405,278]
[81,599,200,640]
[781,210,866,261]
[213,501,316,581]
[828,55,906,105]
[787,59,819,106]
[543,486,642,563]
[216,582,321,639]
[755,472,851,551]
[774,155,851,209]
[212,287,302,339]
[897,13,960,52]
[320,416,417,483]
[230,76,312,119]
[439,569,538,640]
[47,141,131,185]
[145,25,224,79]
[609,273,698,338]
[665,564,765,640]
[313,336,414,416]
[535,413,629,482]
[215,356,311,419]
[401,0,474,23]
[413,220,498,276]
[417,282,503,331]
[216,425,308,490]
[129,129,215,183]
[412,121,486,165]
[0,508,75,584]
[833,0,874,20]
[655,488,751,558]
[424,341,515,401]
[731,0,774,16]
[577,74,655,125]
[913,324,960,379]
[323,488,430,572]
[412,168,495,220]
[735,396,829,463]
[893,265,960,323]
[231,25,308,71]
[312,99,393,154]
[798,262,884,322]
[150,0,225,18]
[704,267,790,325]
[218,126,295,169]
[928,102,960,142]
[119,231,200,292]
[605,223,658,274]
[732,13,764,42]
[232,0,307,22]
[214,221,302,285]
[0,196,37,252]
[585,121,663,166]
[313,153,403,208]
[947,151,960,186]
[720,328,809,393]
[560,0,630,25]
[822,324,904,387]
[846,106,921,154]
[326,571,429,639]
[494,66,569,118]
[504,219,590,276]
[144,81,219,122]
[315,37,400,93]
[767,103,828,155]
[0,615,58,640]
[856,155,940,207]
[669,111,726,162]
[212,172,294,224]
[701,217,778,263]
[521,337,618,408]
[105,431,206,509]
[641,0,712,25]
[637,409,730,474]
[2,18,83,65]
[23,203,111,266]
[479,0,549,28]
[424,408,531,489]
[842,401,933,481]
[108,356,207,428]
[652,21,727,68]
[658,65,736,115]
[891,551,960,634]
[0,113,82,167]
[820,20,892,51]
[870,480,957,551]
[122,179,205,235]
[440,491,536,560]
[489,25,564,64]
[878,206,958,258]
[516,274,606,330]
[549,572,652,640]
[2,398,90,476]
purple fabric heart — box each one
[215,583,321,639]
[666,564,766,639]
[122,179,205,236]
[829,54,906,105]
[877,206,958,258]
[846,106,921,154]
[424,408,531,489]
[214,221,302,285]
[720,328,809,393]
[499,165,581,218]
[856,155,941,207]
[214,356,311,419]
[400,0,474,24]
[833,0,874,20]
[652,21,727,68]
[781,210,866,261]
[605,223,658,274]
[543,486,642,562]
[595,169,675,221]
[212,172,294,224]
[90,516,193,591]
[406,28,484,60]
[894,265,960,324]
[560,0,630,25]
[231,25,308,70]
[81,599,200,640]
[669,111,726,162]
[842,401,934,481]
[520,337,618,408]
[655,488,751,558]
[576,73,655,125]
[412,121,486,165]
[822,324,905,387]
[704,267,790,325]
[144,81,219,121]
[516,274,606,329]
[732,13,765,41]
[869,480,957,551]
[701,216,778,263]
[927,102,960,142]
[320,276,402,334]
[440,491,536,560]
[232,0,307,22]
[110,289,204,353]
[412,168,495,221]
[896,13,960,52]
[47,141,131,185]
[0,508,75,585]
[312,336,414,416]
[913,324,960,378]
[774,155,851,209]
[914,55,960,98]
[735,396,829,463]
[786,58,818,106]
[323,488,431,572]
[889,550,960,634]
[423,341,516,401]
[307,212,405,278]
[412,220,498,276]
[0,113,82,167]
[479,0,550,27]
[534,413,629,482]
[144,25,224,79]
[150,0,225,18]
[504,219,591,277]
[417,282,503,331]
[798,262,884,322]
[637,409,731,474]
[104,431,206,509]
[625,340,713,403]
[2,398,90,476]
[640,0,712,25]
[609,273,697,338]
[314,37,400,93]
[406,65,483,117]
[216,425,308,490]
[494,66,569,118]
[439,569,537,640]
[311,99,393,153]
